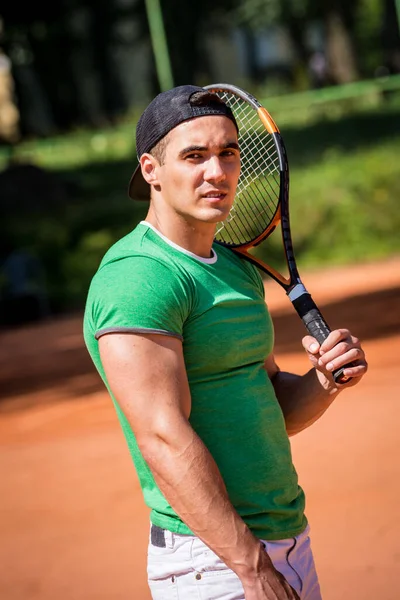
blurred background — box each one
[0,2,399,600]
[1,0,400,319]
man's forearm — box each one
[138,419,267,581]
[271,368,339,436]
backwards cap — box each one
[128,85,238,201]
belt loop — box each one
[165,528,174,549]
[151,524,166,548]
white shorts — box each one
[147,523,322,599]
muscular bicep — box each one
[99,332,191,442]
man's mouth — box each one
[202,191,227,200]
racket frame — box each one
[205,83,353,384]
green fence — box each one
[1,74,400,171]
[263,73,400,125]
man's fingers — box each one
[318,344,362,370]
[275,569,301,599]
[303,329,362,359]
[318,329,356,353]
[302,335,320,354]
[302,328,367,386]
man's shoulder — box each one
[97,223,181,274]
[87,224,194,305]
[83,224,194,343]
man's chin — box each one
[198,206,232,224]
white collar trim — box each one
[140,221,218,264]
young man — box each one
[84,85,367,600]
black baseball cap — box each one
[128,85,238,201]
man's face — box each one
[151,115,240,224]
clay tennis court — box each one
[1,257,399,600]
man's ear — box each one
[140,153,160,186]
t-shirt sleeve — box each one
[87,255,191,340]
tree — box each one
[230,0,363,84]
[382,0,400,73]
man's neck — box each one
[145,207,216,259]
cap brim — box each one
[128,163,151,201]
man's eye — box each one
[221,150,238,158]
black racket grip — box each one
[291,292,353,384]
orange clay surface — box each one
[1,257,399,600]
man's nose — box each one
[204,156,226,182]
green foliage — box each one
[252,122,400,273]
[0,124,137,171]
[355,0,384,74]
[2,97,400,312]
[232,0,281,29]
[290,141,400,265]
[62,230,115,305]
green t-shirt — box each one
[84,221,306,540]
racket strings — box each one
[214,91,281,246]
[233,116,279,222]
[227,96,279,174]
[225,95,280,200]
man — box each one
[84,85,367,600]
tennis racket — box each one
[205,83,353,384]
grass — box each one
[2,101,400,311]
[247,135,400,280]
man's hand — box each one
[303,328,368,391]
[241,546,300,599]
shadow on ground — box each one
[0,284,398,410]
[272,285,399,354]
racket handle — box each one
[290,291,353,385]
